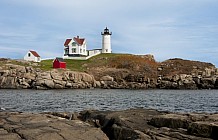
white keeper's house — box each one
[64,36,87,57]
[63,27,112,60]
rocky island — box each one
[0,54,217,89]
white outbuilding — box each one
[24,50,41,62]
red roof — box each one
[73,36,85,45]
[30,50,40,57]
[64,39,72,46]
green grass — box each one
[0,53,135,72]
[39,53,130,71]
[38,59,53,71]
[39,59,88,71]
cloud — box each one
[0,0,218,66]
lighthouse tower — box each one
[101,27,112,53]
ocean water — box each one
[0,89,217,113]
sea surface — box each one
[0,89,218,113]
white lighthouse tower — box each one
[101,27,112,53]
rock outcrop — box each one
[0,112,108,140]
[1,109,217,140]
[78,109,218,140]
[0,64,96,89]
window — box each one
[72,42,77,46]
[80,49,82,53]
[72,48,76,53]
[65,49,69,54]
[105,49,108,52]
[28,53,31,57]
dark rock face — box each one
[188,122,218,139]
[1,109,218,140]
[149,114,190,129]
[78,109,217,140]
[157,74,218,90]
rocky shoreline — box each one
[0,109,218,140]
[0,63,218,89]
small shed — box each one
[53,57,66,69]
[24,50,41,62]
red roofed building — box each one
[24,50,41,62]
[64,39,72,47]
[63,36,87,58]
[63,27,112,60]
[53,57,66,69]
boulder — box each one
[149,114,189,129]
[72,83,79,89]
[172,74,180,82]
[81,73,94,83]
[25,66,35,73]
[65,81,72,88]
[158,81,175,89]
[36,86,47,90]
[54,80,66,87]
[44,79,55,88]
[16,65,26,73]
[0,76,5,86]
[0,112,109,140]
[18,78,30,88]
[50,70,63,81]
[111,124,151,140]
[94,81,101,88]
[205,68,216,77]
[37,72,52,80]
[100,75,114,81]
[63,71,70,81]
[0,70,9,76]
[23,73,36,80]
[215,78,218,89]
[200,78,215,89]
[6,64,26,73]
[8,69,17,77]
[188,121,218,139]
[35,79,45,87]
[54,83,64,89]
[73,73,83,83]
[0,76,17,88]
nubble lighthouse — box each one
[101,27,112,53]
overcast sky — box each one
[0,0,218,66]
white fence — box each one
[63,51,101,60]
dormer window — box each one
[72,42,77,46]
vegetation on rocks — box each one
[159,58,215,76]
[0,53,218,89]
